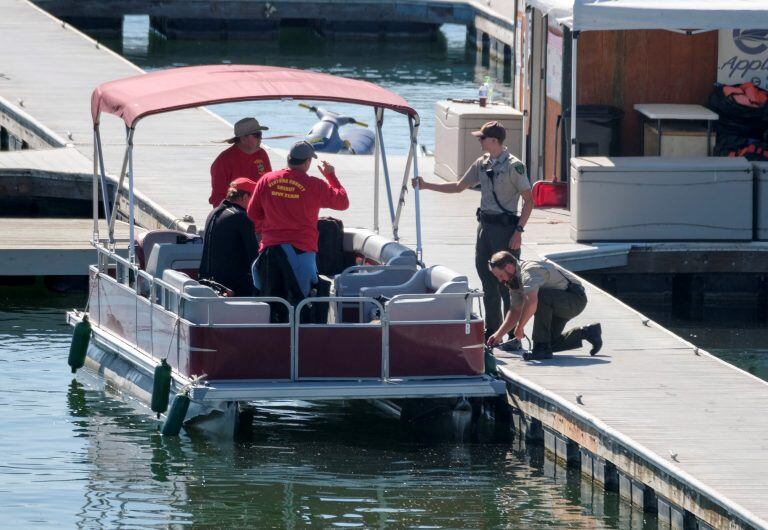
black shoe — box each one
[523,343,553,361]
[498,338,523,352]
[583,323,603,355]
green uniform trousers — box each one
[475,221,520,337]
[533,287,588,352]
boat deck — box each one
[2,0,768,528]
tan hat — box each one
[471,120,506,142]
[225,117,269,143]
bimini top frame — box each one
[90,64,424,263]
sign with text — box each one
[718,29,768,88]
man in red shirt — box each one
[209,117,272,207]
[249,141,349,321]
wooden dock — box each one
[1,1,768,528]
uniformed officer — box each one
[412,121,533,340]
[486,251,603,360]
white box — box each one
[643,123,713,157]
[434,100,523,182]
[570,156,753,241]
[755,162,768,240]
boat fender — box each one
[161,392,191,436]
[67,314,91,374]
[483,346,498,377]
[151,359,172,418]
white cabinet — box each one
[434,100,523,182]
[570,156,753,241]
[755,162,768,240]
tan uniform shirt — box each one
[509,260,582,306]
[459,148,530,214]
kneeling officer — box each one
[486,251,602,360]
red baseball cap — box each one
[230,177,257,194]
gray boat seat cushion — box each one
[334,230,418,296]
[159,270,270,324]
[137,229,199,268]
[359,265,470,322]
[359,266,468,299]
[146,242,204,279]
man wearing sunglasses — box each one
[209,117,273,207]
[412,120,533,342]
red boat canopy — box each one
[91,64,418,128]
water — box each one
[6,18,763,529]
[0,299,642,528]
[105,18,498,154]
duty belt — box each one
[476,208,519,226]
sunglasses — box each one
[252,132,263,139]
[477,135,487,140]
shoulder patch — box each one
[514,162,525,175]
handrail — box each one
[386,291,484,333]
[294,296,387,380]
[91,244,483,381]
[335,264,417,294]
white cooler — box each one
[434,100,523,182]
[755,162,768,240]
[570,156,753,242]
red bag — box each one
[532,180,567,208]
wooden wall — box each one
[576,30,718,156]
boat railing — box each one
[386,292,483,334]
[91,243,485,381]
[295,296,388,379]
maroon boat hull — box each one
[89,272,485,381]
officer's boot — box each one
[582,323,603,355]
[523,342,553,361]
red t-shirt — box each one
[209,145,272,206]
[248,168,349,252]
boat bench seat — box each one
[136,229,201,270]
[334,228,418,296]
[146,241,204,279]
[161,270,270,325]
[360,265,470,322]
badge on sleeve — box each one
[514,162,525,175]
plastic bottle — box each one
[478,81,488,107]
[485,75,494,106]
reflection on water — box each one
[0,302,644,528]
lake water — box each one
[3,20,764,529]
[0,297,648,529]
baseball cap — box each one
[289,140,318,161]
[225,117,269,143]
[230,177,257,194]
[471,121,506,142]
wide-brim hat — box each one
[225,117,269,143]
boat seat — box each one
[136,229,201,270]
[160,270,270,325]
[146,241,204,280]
[334,231,418,296]
[360,265,470,322]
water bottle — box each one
[485,76,495,106]
[478,81,488,107]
